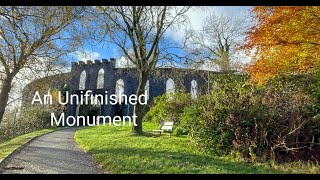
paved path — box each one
[0,128,105,174]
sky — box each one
[72,6,253,67]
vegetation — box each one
[186,13,246,71]
[241,6,320,85]
[0,6,88,124]
[0,106,57,143]
[1,6,319,174]
[145,73,320,163]
[0,128,55,161]
[0,86,63,143]
[75,122,320,174]
[143,93,191,124]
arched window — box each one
[166,78,175,100]
[115,79,125,104]
[191,80,197,99]
[145,80,149,101]
[79,70,86,90]
[97,68,104,89]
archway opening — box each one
[115,79,125,117]
[191,80,197,99]
[166,78,175,100]
[79,70,86,90]
[97,68,104,89]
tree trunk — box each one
[207,71,210,95]
[132,72,148,135]
[0,75,14,124]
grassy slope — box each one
[0,129,55,161]
[75,122,317,174]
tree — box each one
[241,6,320,85]
[186,14,245,72]
[97,6,191,134]
[184,13,245,94]
[0,6,87,124]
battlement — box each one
[71,58,116,66]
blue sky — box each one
[69,6,253,67]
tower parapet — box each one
[72,58,117,69]
[87,60,93,65]
[94,60,101,64]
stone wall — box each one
[23,58,225,119]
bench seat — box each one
[153,122,174,137]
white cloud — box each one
[73,50,101,62]
[166,6,252,44]
[233,50,252,65]
[116,56,136,68]
[167,7,252,45]
[188,59,220,71]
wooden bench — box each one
[152,122,174,137]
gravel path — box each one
[0,128,105,174]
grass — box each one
[75,122,320,174]
[0,128,56,161]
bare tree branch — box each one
[96,6,191,134]
[0,6,89,124]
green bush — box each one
[143,92,196,137]
[0,105,56,143]
[0,87,64,143]
[22,106,54,130]
[179,74,249,155]
[181,73,320,160]
[145,72,320,161]
[143,92,192,124]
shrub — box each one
[167,73,320,161]
[21,106,54,130]
[179,74,249,155]
[143,92,192,124]
[0,106,56,143]
[0,88,64,143]
[142,71,320,161]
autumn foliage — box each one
[242,6,320,84]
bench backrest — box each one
[161,122,174,131]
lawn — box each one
[75,122,320,174]
[0,129,56,161]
